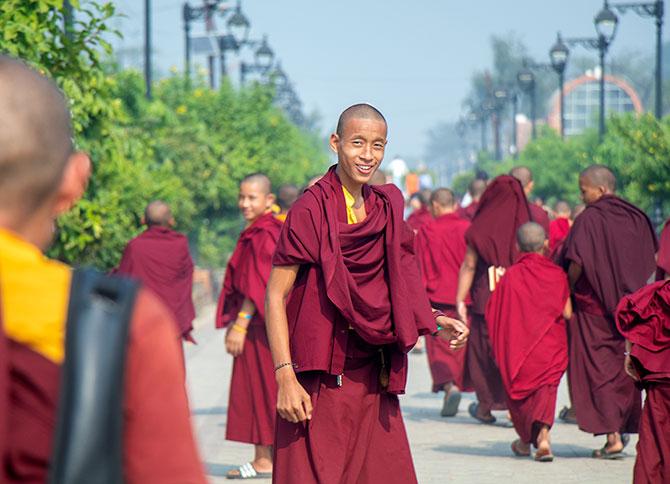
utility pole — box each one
[144,0,152,99]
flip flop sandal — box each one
[534,451,554,462]
[468,402,496,424]
[226,462,272,480]
[558,406,577,424]
[511,439,531,457]
[592,446,625,460]
[441,389,462,417]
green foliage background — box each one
[0,1,327,268]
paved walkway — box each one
[186,305,636,483]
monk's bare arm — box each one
[225,298,255,357]
[567,262,582,291]
[265,265,313,423]
[563,297,573,320]
[456,245,478,321]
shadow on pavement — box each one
[192,406,227,415]
[433,442,602,459]
[205,462,235,477]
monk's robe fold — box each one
[549,217,570,252]
[416,213,470,390]
[657,219,670,280]
[563,195,657,435]
[272,166,436,484]
[529,204,551,236]
[216,212,282,447]
[117,226,196,338]
[486,253,569,444]
[616,280,670,484]
[463,175,531,412]
[407,206,432,232]
[273,166,436,395]
[458,200,479,221]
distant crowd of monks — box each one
[2,54,670,484]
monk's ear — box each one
[329,133,340,154]
[543,239,549,252]
[168,216,176,228]
[266,192,276,208]
[53,151,91,216]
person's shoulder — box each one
[372,183,404,209]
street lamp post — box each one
[511,91,519,158]
[144,0,152,99]
[492,88,508,161]
[550,33,569,139]
[610,0,664,118]
[239,35,275,85]
[517,67,537,139]
[594,1,619,141]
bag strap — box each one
[48,268,139,484]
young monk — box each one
[416,188,471,416]
[275,183,299,223]
[216,173,282,479]
[616,279,670,483]
[0,55,205,483]
[509,166,550,235]
[456,174,532,424]
[265,104,469,484]
[486,222,572,462]
[458,178,486,221]
[117,200,196,343]
[548,201,572,253]
[407,190,432,232]
[562,165,657,458]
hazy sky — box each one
[112,0,657,160]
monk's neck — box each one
[246,210,271,228]
[335,165,364,202]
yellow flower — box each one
[194,89,203,98]
[176,105,187,115]
[169,65,179,74]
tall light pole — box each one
[517,66,537,139]
[493,88,508,161]
[595,1,619,140]
[144,0,152,99]
[610,0,664,118]
[550,33,569,139]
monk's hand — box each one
[456,301,468,323]
[276,368,313,424]
[624,354,640,382]
[225,327,246,357]
[436,315,469,350]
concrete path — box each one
[186,305,636,483]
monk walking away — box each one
[265,103,468,484]
[562,164,657,458]
[456,172,535,424]
[117,200,197,344]
[548,201,572,255]
[406,190,432,232]
[416,188,471,417]
[216,173,282,480]
[486,223,571,462]
[509,166,550,235]
[275,183,299,222]
[0,55,205,483]
[458,178,486,221]
[616,279,670,483]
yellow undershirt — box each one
[342,186,358,224]
[0,228,70,363]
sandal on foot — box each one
[558,406,577,424]
[534,450,554,462]
[441,389,462,417]
[468,402,496,424]
[511,439,531,457]
[226,462,272,480]
[592,445,625,460]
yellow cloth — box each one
[342,186,358,224]
[275,213,287,223]
[0,228,70,363]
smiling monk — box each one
[266,104,469,484]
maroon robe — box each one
[406,206,432,232]
[563,195,657,435]
[458,200,479,221]
[529,204,550,235]
[463,175,532,413]
[549,217,570,252]
[486,253,569,445]
[272,166,436,484]
[416,213,470,390]
[117,226,196,339]
[216,212,282,447]
[616,280,670,483]
[657,219,670,280]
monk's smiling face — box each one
[238,180,274,223]
[330,117,387,188]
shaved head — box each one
[517,222,546,253]
[555,200,571,216]
[241,172,272,194]
[468,179,487,200]
[580,164,616,192]
[336,103,387,137]
[431,188,456,208]
[0,56,73,213]
[145,201,173,227]
[509,166,533,188]
[277,183,299,211]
